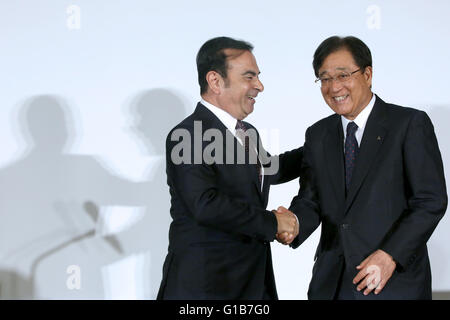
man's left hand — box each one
[353,249,396,296]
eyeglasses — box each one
[315,69,361,87]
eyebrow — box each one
[319,67,348,77]
[241,71,260,76]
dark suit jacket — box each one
[290,95,447,300]
[157,103,302,300]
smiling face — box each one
[318,49,373,120]
[216,49,264,120]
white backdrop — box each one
[0,0,449,299]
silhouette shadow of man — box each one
[0,93,186,299]
[114,88,187,299]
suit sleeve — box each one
[166,131,277,242]
[266,147,303,185]
[247,122,303,185]
[288,127,322,249]
[380,111,447,270]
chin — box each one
[244,106,254,116]
[331,104,351,116]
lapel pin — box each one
[377,136,382,141]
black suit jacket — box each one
[157,103,302,299]
[290,95,447,300]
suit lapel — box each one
[324,116,346,206]
[259,142,272,207]
[244,138,264,201]
[196,103,263,202]
[344,96,388,213]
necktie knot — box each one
[236,120,246,132]
[346,121,358,136]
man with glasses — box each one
[277,36,447,299]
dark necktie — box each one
[345,121,359,192]
[235,120,262,187]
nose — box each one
[329,78,343,92]
[255,78,264,92]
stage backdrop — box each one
[0,0,449,299]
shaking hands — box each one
[273,206,299,245]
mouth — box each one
[247,95,256,102]
[333,94,349,104]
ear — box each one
[206,71,223,95]
[364,66,373,88]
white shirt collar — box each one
[200,99,265,191]
[341,93,375,141]
[201,98,238,134]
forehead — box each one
[319,49,357,74]
[225,49,259,72]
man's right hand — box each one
[273,206,298,245]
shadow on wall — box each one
[111,88,188,299]
[427,105,450,297]
[0,91,187,299]
[433,291,450,300]
[0,270,33,299]
[429,105,450,172]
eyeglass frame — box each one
[314,68,362,87]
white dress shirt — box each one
[341,94,376,149]
[201,99,265,191]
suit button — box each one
[341,224,350,229]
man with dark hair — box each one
[278,35,447,299]
[157,36,302,299]
[196,37,254,95]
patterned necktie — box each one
[345,121,359,192]
[235,120,262,187]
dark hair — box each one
[312,36,372,78]
[196,37,253,94]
